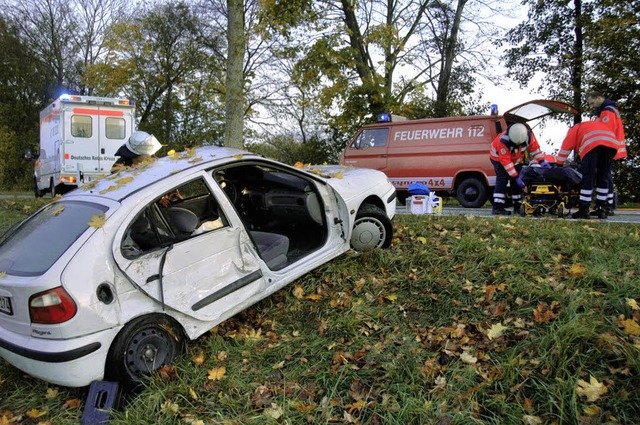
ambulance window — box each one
[105,117,126,139]
[71,115,92,138]
[353,128,389,148]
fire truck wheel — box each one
[456,178,487,208]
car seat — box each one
[250,231,289,270]
[164,207,199,241]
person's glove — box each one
[539,160,551,169]
[515,176,526,189]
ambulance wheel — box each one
[456,178,487,208]
[350,204,393,251]
[106,314,185,387]
[49,178,56,198]
[34,178,43,198]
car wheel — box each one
[350,204,393,251]
[456,178,487,208]
[106,314,184,387]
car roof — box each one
[503,99,579,123]
[67,146,261,202]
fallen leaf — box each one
[533,303,557,324]
[45,388,59,399]
[26,409,47,419]
[88,214,106,228]
[626,298,639,311]
[345,399,366,413]
[576,375,607,402]
[570,263,586,278]
[192,351,205,365]
[522,415,543,425]
[486,323,508,340]
[207,366,226,381]
[292,285,305,299]
[63,399,82,409]
[51,204,65,216]
[293,162,304,168]
[263,403,284,419]
[189,387,199,401]
[619,318,640,336]
[460,352,478,364]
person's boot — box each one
[492,205,511,216]
[595,203,608,219]
[513,202,522,216]
[571,203,591,219]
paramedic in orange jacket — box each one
[489,123,544,215]
[587,92,626,214]
[556,121,619,219]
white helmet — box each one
[125,131,162,156]
[508,123,529,145]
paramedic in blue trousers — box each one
[586,92,627,215]
[489,123,546,215]
[555,121,620,219]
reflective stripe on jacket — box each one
[594,103,627,159]
[556,121,619,165]
[489,131,543,178]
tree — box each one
[260,0,505,143]
[503,0,639,203]
[502,0,586,124]
[224,0,245,149]
[85,1,225,149]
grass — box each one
[1,200,639,424]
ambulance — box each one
[30,94,136,197]
[339,100,578,207]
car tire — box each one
[456,178,487,208]
[106,314,184,387]
[350,204,393,251]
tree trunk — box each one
[434,0,468,117]
[571,0,583,124]
[225,0,245,149]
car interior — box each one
[121,164,328,270]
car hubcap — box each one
[351,218,385,251]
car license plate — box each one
[0,295,12,315]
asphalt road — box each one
[396,204,640,224]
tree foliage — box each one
[503,0,639,203]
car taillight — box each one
[29,287,77,324]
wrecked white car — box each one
[0,146,396,387]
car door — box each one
[503,100,579,123]
[112,176,268,323]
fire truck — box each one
[340,100,578,207]
[29,94,136,197]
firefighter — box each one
[489,123,544,215]
[587,92,626,215]
[111,130,162,172]
[555,121,618,219]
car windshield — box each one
[0,201,108,276]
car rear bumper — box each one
[0,326,121,387]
